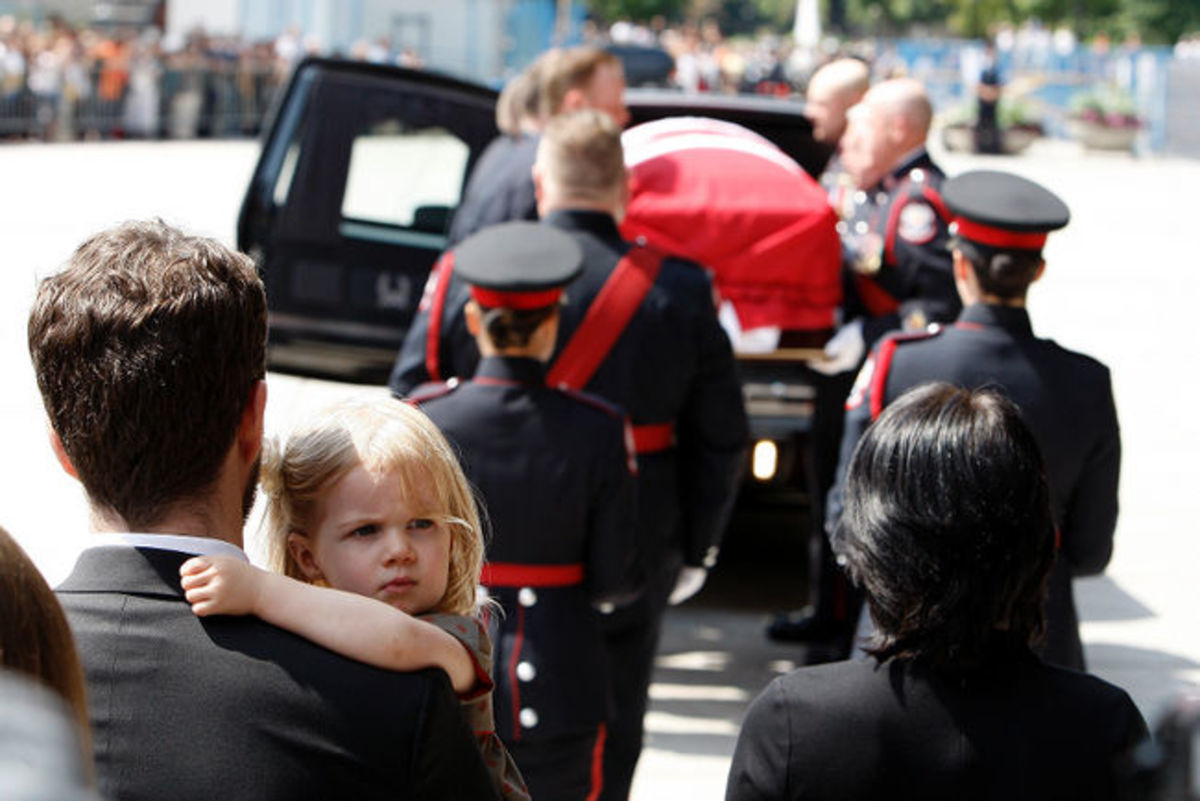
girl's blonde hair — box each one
[261,398,483,616]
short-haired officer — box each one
[397,110,748,801]
[411,222,642,801]
[445,46,630,247]
[769,78,961,651]
[827,170,1119,671]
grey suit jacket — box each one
[58,546,499,801]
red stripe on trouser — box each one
[508,603,525,743]
[482,562,585,587]
[586,723,607,801]
[631,422,674,453]
[424,251,455,381]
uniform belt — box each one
[481,562,585,587]
[632,422,674,453]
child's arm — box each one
[179,556,476,694]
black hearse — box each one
[237,56,832,496]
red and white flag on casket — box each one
[620,116,841,333]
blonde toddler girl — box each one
[179,398,528,801]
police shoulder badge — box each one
[897,201,938,244]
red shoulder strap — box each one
[853,273,900,317]
[546,247,663,391]
[868,337,899,420]
[424,251,455,382]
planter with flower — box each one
[1067,85,1141,151]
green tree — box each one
[587,0,687,24]
[585,0,1200,42]
[1124,0,1200,43]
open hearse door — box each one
[238,57,498,383]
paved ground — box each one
[1,136,1197,800]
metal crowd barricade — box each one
[0,90,36,137]
[0,62,282,141]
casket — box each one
[620,116,841,332]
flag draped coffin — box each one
[620,116,841,331]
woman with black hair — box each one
[726,383,1147,801]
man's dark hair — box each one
[955,238,1043,300]
[479,304,557,349]
[28,220,267,530]
[837,382,1055,669]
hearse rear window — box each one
[341,119,468,231]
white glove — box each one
[809,318,865,376]
[668,566,708,606]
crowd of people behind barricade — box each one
[0,16,292,141]
[0,16,429,143]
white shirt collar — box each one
[85,533,249,562]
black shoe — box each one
[766,608,839,643]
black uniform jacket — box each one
[58,546,499,801]
[393,210,748,573]
[837,149,961,347]
[726,641,1148,801]
[828,303,1121,670]
[446,133,540,247]
[415,356,640,742]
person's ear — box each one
[951,249,978,305]
[1031,260,1047,283]
[287,533,325,583]
[464,300,482,337]
[532,161,545,205]
[952,249,971,282]
[614,168,631,223]
[238,380,268,466]
[887,114,908,148]
[49,429,79,480]
[560,87,585,113]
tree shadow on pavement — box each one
[1075,574,1155,622]
[642,498,830,758]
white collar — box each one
[85,532,249,562]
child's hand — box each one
[179,555,264,617]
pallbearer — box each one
[827,169,1120,670]
[412,221,641,801]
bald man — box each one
[821,77,959,363]
[770,78,961,654]
[768,58,874,650]
[805,58,870,147]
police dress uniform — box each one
[767,148,866,649]
[838,147,961,347]
[393,209,749,801]
[827,171,1119,671]
[770,150,961,650]
[411,223,642,801]
[976,59,1003,154]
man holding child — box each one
[29,220,498,801]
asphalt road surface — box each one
[1,135,1197,800]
